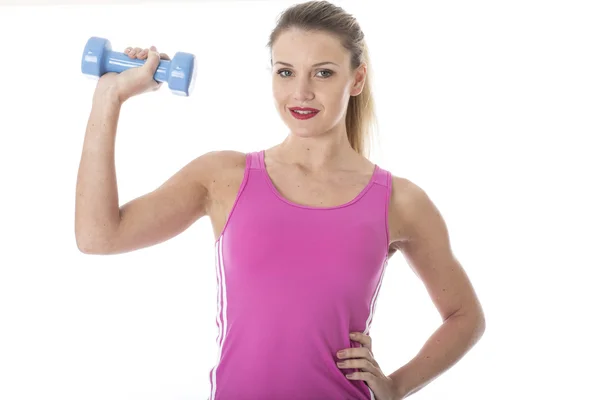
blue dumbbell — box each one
[81,36,197,97]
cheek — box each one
[272,86,286,103]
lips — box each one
[289,107,320,112]
[289,107,319,120]
[289,107,320,120]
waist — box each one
[209,328,372,400]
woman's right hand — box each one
[94,45,171,104]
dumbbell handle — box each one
[102,49,170,82]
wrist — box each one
[388,374,408,400]
[93,84,124,107]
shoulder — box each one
[192,150,247,170]
[177,150,247,193]
[389,174,425,205]
[187,150,247,178]
[388,174,441,244]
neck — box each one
[272,128,359,171]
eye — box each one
[277,69,292,78]
[317,70,334,78]
[276,69,334,78]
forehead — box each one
[272,28,348,65]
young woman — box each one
[75,1,485,399]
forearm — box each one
[75,89,123,252]
[389,311,485,399]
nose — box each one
[293,76,315,102]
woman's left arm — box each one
[388,177,486,399]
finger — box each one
[147,46,170,61]
[137,48,149,60]
[342,349,379,368]
[338,348,377,370]
[350,332,370,345]
[338,358,379,375]
[146,46,160,66]
[143,50,162,88]
[128,47,142,58]
[350,332,372,353]
[337,346,370,360]
[346,370,376,382]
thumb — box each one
[143,46,161,74]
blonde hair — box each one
[267,0,378,159]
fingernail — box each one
[337,351,346,357]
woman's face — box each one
[271,28,366,138]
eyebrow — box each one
[274,61,339,68]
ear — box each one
[350,63,367,96]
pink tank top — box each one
[208,150,392,399]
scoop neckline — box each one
[260,149,379,210]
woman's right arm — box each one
[75,92,215,255]
[75,45,214,255]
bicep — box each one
[393,179,483,321]
[108,155,212,254]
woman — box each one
[75,1,485,399]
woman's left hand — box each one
[336,332,402,400]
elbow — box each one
[478,313,486,336]
[453,306,486,340]
[76,240,104,255]
[470,309,486,340]
[77,242,103,255]
[75,233,111,255]
[474,303,486,332]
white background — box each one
[0,0,598,399]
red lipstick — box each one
[289,107,320,120]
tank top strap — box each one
[249,151,263,170]
[368,164,392,251]
[372,164,391,188]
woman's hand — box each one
[336,332,404,400]
[94,45,171,104]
